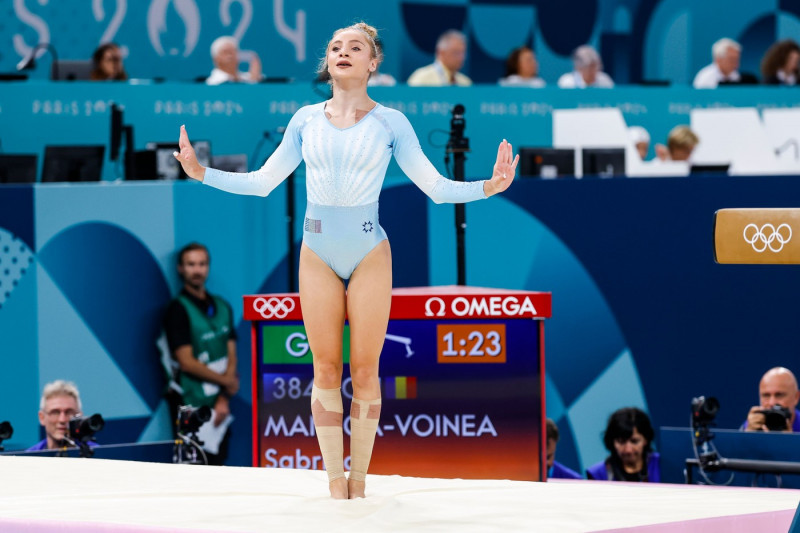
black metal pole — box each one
[286,171,296,293]
[447,104,469,286]
[453,153,466,286]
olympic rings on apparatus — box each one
[253,296,296,319]
[742,223,792,253]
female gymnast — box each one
[174,22,518,499]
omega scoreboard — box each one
[245,286,552,480]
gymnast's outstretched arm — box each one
[174,114,304,197]
[390,111,518,203]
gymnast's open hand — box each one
[484,139,519,197]
[173,125,206,182]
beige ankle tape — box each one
[348,397,381,482]
[311,385,344,482]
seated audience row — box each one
[627,125,699,162]
[84,33,798,88]
[694,37,799,88]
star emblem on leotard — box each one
[362,221,374,233]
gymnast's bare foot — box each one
[348,478,366,499]
[330,477,348,499]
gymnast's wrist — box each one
[483,180,496,197]
[189,166,206,182]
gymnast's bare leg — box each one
[300,244,348,499]
[300,241,391,499]
[345,240,392,498]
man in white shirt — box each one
[206,36,262,86]
[557,45,614,88]
[693,38,741,89]
[407,30,472,86]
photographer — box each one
[27,380,96,451]
[162,242,238,465]
[743,367,800,432]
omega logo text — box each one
[425,296,538,317]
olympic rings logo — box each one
[742,223,792,253]
[253,297,296,319]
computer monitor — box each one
[638,79,671,86]
[51,60,93,81]
[582,148,626,178]
[125,150,158,180]
[211,154,248,173]
[41,145,105,182]
[0,154,38,184]
[145,141,211,180]
[690,163,730,176]
[519,147,575,178]
[0,73,28,82]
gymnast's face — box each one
[327,30,377,82]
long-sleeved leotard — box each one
[203,102,487,278]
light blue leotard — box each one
[203,102,487,279]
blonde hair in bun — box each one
[318,22,383,79]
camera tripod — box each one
[173,432,208,465]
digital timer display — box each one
[437,324,506,363]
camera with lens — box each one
[691,395,719,428]
[759,405,792,432]
[177,405,211,435]
[69,414,105,444]
[447,104,469,152]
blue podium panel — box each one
[661,427,800,488]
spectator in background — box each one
[90,43,127,81]
[407,30,472,86]
[693,38,746,88]
[557,45,614,88]
[743,367,800,432]
[27,380,83,450]
[628,126,651,160]
[498,46,545,88]
[587,407,660,482]
[206,36,262,85]
[546,418,581,479]
[655,125,699,162]
[761,40,800,86]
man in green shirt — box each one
[163,242,238,465]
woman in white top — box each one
[499,46,546,88]
[174,22,518,499]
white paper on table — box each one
[201,356,229,397]
[196,409,233,455]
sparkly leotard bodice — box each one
[203,102,487,205]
